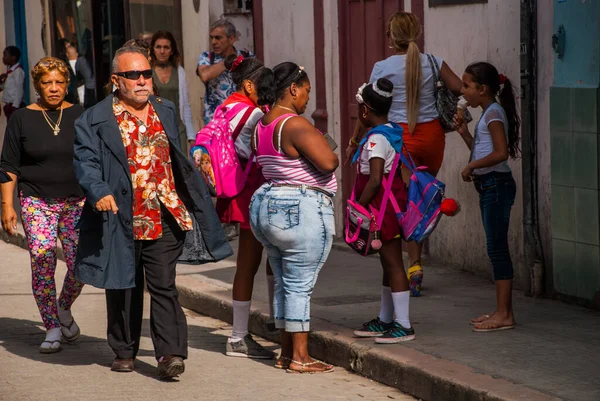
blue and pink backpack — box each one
[192,103,255,198]
[345,125,458,255]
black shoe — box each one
[157,355,185,379]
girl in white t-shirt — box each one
[351,78,415,343]
[454,62,520,333]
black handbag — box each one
[426,54,472,132]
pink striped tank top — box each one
[255,114,338,194]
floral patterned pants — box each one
[20,195,85,330]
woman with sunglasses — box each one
[346,12,462,297]
[1,57,86,353]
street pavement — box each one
[176,240,600,401]
[0,241,415,401]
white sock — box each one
[45,327,62,342]
[378,286,393,324]
[230,300,251,341]
[57,306,73,326]
[266,275,275,319]
[391,291,411,328]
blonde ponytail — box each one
[388,12,423,133]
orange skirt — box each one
[398,119,445,173]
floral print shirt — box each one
[113,98,193,240]
[197,48,255,124]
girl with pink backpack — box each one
[194,54,278,359]
[349,79,415,343]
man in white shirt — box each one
[0,46,25,121]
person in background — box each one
[56,39,80,105]
[65,44,96,109]
[213,54,277,359]
[196,18,252,125]
[138,31,153,48]
[351,79,414,343]
[0,57,85,353]
[250,62,338,373]
[454,62,520,333]
[346,12,462,297]
[0,46,25,121]
[150,30,194,151]
[73,46,232,378]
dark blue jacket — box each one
[73,94,232,289]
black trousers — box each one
[105,210,188,360]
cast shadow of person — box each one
[0,317,160,380]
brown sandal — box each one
[286,359,334,374]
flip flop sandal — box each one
[39,340,61,354]
[472,324,515,333]
[274,356,291,370]
[286,359,334,374]
[469,314,491,326]
[61,320,81,343]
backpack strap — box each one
[231,105,255,142]
[376,153,402,229]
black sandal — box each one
[60,319,80,343]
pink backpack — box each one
[193,103,255,198]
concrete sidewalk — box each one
[175,240,600,401]
[2,226,599,401]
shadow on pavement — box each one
[0,317,160,380]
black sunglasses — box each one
[114,69,153,80]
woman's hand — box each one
[344,141,358,166]
[461,165,474,182]
[1,204,18,235]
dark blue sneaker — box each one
[374,322,415,343]
[353,317,394,337]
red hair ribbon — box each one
[231,55,244,71]
[499,74,507,85]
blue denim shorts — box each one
[249,183,335,332]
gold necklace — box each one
[275,104,297,114]
[40,104,64,136]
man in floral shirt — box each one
[73,46,232,379]
[196,19,253,125]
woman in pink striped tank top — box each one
[249,62,338,374]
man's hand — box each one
[96,195,119,214]
[1,204,18,235]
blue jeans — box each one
[249,184,335,332]
[474,172,516,281]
